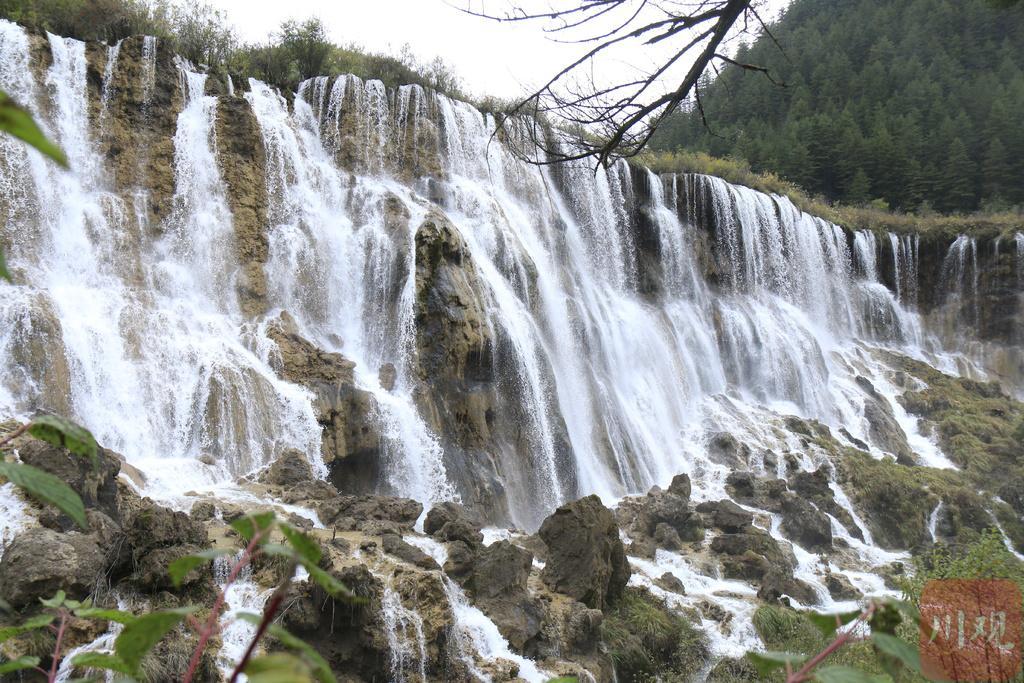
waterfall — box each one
[0,22,974,533]
[940,234,979,329]
[1016,232,1024,285]
[382,580,429,682]
[888,233,919,308]
[442,576,551,682]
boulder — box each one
[538,495,630,610]
[779,494,832,551]
[706,433,751,469]
[381,534,440,570]
[0,528,105,608]
[725,471,787,513]
[17,438,121,525]
[259,448,313,487]
[124,498,209,589]
[423,502,484,546]
[825,572,862,601]
[695,499,753,533]
[654,572,686,594]
[710,527,799,595]
[316,494,422,532]
[468,541,541,649]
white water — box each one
[214,554,272,682]
[442,576,552,682]
[382,580,429,682]
[0,22,1020,671]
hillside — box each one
[651,0,1024,214]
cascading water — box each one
[2,20,1018,674]
[0,21,320,504]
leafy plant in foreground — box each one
[746,598,923,682]
[0,510,354,682]
[0,414,98,529]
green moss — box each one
[899,529,1024,606]
[601,587,709,682]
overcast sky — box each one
[207,0,791,99]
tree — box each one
[981,137,1012,201]
[460,0,765,166]
[277,17,332,81]
[938,137,977,213]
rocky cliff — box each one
[1,21,1023,682]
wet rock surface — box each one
[539,495,631,610]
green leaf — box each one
[280,524,321,565]
[814,665,889,682]
[0,461,88,529]
[244,652,315,683]
[0,655,40,674]
[301,560,355,601]
[167,548,233,587]
[73,607,137,625]
[872,632,921,674]
[70,651,131,675]
[114,607,195,674]
[40,590,67,608]
[28,415,98,462]
[0,245,9,282]
[746,651,808,677]
[807,609,862,637]
[0,613,54,643]
[230,511,277,541]
[236,613,336,683]
[0,91,67,167]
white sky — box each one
[207,0,791,100]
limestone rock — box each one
[467,540,540,649]
[214,93,269,318]
[0,528,105,608]
[381,533,439,570]
[779,494,833,551]
[259,448,313,487]
[17,438,121,525]
[266,312,382,493]
[695,499,753,533]
[423,501,484,546]
[538,495,630,610]
[316,494,422,532]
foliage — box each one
[639,149,1024,239]
[899,528,1024,607]
[600,587,709,680]
[652,0,1024,216]
[0,510,350,681]
[748,600,921,682]
[0,416,98,529]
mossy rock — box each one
[600,587,709,682]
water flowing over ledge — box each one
[0,20,1022,675]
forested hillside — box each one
[651,0,1024,214]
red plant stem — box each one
[228,582,289,683]
[47,611,68,683]
[787,603,877,683]
[0,422,31,450]
[182,527,268,683]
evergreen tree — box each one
[650,0,1024,214]
[938,138,978,213]
[982,137,1012,201]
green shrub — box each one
[601,587,708,681]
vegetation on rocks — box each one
[600,587,709,682]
